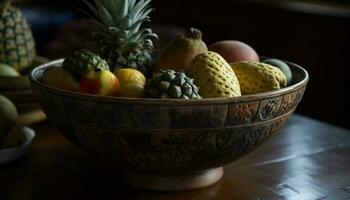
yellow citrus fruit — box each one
[114,68,146,87]
[119,83,144,98]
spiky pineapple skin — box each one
[0,7,36,72]
[230,61,287,95]
[63,50,110,79]
[187,51,241,98]
[145,69,201,99]
[103,49,153,77]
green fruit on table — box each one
[0,63,19,76]
[187,51,241,98]
[42,67,79,91]
[63,50,110,79]
[145,69,201,99]
[154,27,208,72]
[0,0,36,72]
[120,83,145,98]
[262,58,293,85]
[0,95,18,142]
[230,61,287,95]
[83,0,158,77]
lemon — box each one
[114,68,146,87]
[120,83,144,98]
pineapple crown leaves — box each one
[83,0,158,53]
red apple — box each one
[80,70,120,96]
[208,40,259,63]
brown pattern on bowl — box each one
[29,59,308,191]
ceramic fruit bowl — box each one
[29,59,308,191]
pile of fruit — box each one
[0,0,36,77]
[42,0,292,99]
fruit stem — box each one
[184,27,202,40]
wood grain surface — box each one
[1,114,349,200]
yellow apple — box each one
[80,69,120,96]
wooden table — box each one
[1,114,350,200]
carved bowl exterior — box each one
[29,59,308,176]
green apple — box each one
[0,63,20,77]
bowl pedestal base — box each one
[123,167,224,191]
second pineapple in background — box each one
[0,0,36,72]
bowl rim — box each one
[29,58,309,105]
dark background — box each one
[19,0,350,129]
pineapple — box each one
[0,0,36,72]
[83,0,158,77]
[145,69,201,99]
[63,50,110,79]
